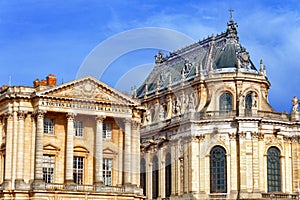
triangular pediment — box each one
[36,76,139,106]
[103,147,118,155]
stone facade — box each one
[0,75,144,199]
[137,17,300,199]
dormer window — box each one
[219,93,233,111]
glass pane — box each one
[210,146,227,193]
[267,147,281,192]
[220,93,232,111]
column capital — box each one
[33,110,46,119]
[66,112,76,120]
[17,111,27,120]
[96,115,106,122]
[131,118,141,129]
[4,112,13,120]
[123,118,132,124]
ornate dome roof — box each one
[136,18,258,98]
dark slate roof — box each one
[136,18,258,98]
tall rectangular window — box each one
[44,118,54,134]
[103,158,112,186]
[103,123,112,139]
[43,155,55,183]
[73,156,84,184]
[74,121,83,136]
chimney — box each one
[33,78,40,87]
[33,74,57,88]
[46,74,56,86]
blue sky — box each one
[0,0,300,112]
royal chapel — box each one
[0,16,300,200]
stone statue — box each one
[239,92,244,108]
[155,51,164,64]
[184,94,189,112]
[252,93,257,108]
[188,93,195,111]
[176,97,182,115]
[172,98,176,116]
[158,104,164,120]
[292,96,298,113]
[146,109,151,123]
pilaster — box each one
[4,112,13,188]
[229,133,238,197]
[190,137,200,193]
[238,132,247,191]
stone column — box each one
[4,112,13,188]
[118,129,123,185]
[65,112,75,184]
[94,115,105,185]
[33,110,46,188]
[123,118,132,185]
[30,114,36,180]
[131,119,140,186]
[16,111,26,183]
[12,110,18,189]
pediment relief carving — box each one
[37,76,138,105]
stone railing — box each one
[262,192,298,199]
[35,182,142,195]
[258,110,290,121]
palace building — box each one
[0,75,144,199]
[137,17,300,199]
[1,15,300,200]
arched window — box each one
[140,158,146,196]
[165,153,172,197]
[219,93,233,111]
[152,156,159,199]
[245,93,252,109]
[210,146,227,193]
[267,147,281,192]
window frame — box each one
[219,93,233,111]
[74,120,84,137]
[44,118,54,135]
[210,146,227,193]
[267,147,281,192]
[103,158,113,186]
[140,158,146,196]
[42,154,55,183]
[152,156,159,199]
[103,123,112,139]
[73,156,84,184]
[165,153,172,197]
